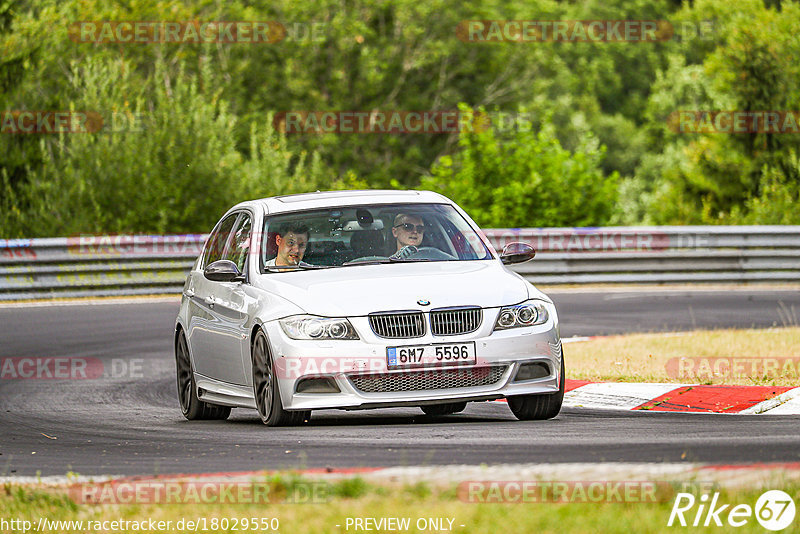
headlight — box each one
[493,301,549,331]
[279,315,359,340]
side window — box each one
[202,214,238,267]
[225,213,252,273]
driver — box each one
[391,213,425,258]
[266,223,309,266]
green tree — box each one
[421,106,618,228]
[3,56,348,237]
[631,0,800,224]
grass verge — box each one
[566,327,800,386]
[1,477,797,533]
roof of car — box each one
[250,189,452,215]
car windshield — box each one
[260,203,493,272]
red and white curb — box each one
[560,334,799,414]
[563,380,800,414]
[4,463,800,490]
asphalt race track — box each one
[1,289,798,476]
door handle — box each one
[184,288,195,297]
[204,296,216,306]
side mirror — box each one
[204,260,245,282]
[500,242,536,265]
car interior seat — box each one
[263,231,278,264]
[349,230,385,258]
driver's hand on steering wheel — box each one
[390,245,418,259]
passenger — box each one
[266,223,309,266]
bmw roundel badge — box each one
[417,299,430,306]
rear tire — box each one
[420,402,467,416]
[175,329,231,421]
[507,352,565,421]
[252,329,308,426]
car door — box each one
[209,212,253,385]
[187,212,249,385]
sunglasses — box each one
[394,223,425,233]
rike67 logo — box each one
[668,490,796,530]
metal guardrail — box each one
[0,227,798,300]
[482,226,800,285]
[0,235,205,301]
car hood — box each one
[256,261,541,316]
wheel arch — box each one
[174,321,185,348]
[174,321,196,372]
[250,321,266,352]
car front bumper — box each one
[261,304,563,411]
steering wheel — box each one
[391,246,455,261]
[390,245,419,259]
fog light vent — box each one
[514,362,550,382]
[296,377,340,394]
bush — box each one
[421,106,618,228]
[2,56,354,237]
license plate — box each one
[387,342,477,369]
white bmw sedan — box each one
[175,190,563,425]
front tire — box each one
[175,329,231,421]
[252,329,308,426]
[507,352,565,421]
